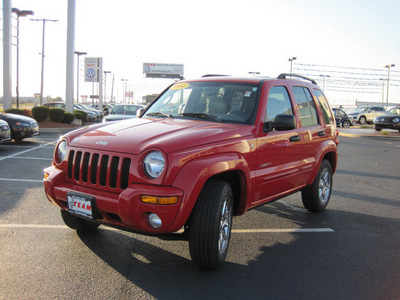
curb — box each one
[339,131,400,139]
[39,128,78,134]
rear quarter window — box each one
[313,89,334,125]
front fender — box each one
[169,153,252,232]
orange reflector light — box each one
[44,173,49,181]
[141,195,178,205]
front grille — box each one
[67,150,131,190]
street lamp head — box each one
[12,8,34,17]
[384,64,395,68]
[74,51,87,56]
[288,57,297,62]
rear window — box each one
[313,89,334,125]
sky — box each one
[1,0,400,106]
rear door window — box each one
[293,86,319,127]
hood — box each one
[104,114,136,122]
[0,113,37,123]
[67,117,252,154]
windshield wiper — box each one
[146,112,172,118]
[179,113,221,122]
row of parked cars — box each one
[333,105,400,132]
[0,102,146,143]
[43,101,146,123]
[42,102,104,122]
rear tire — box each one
[301,160,332,212]
[61,209,100,232]
[342,120,351,128]
[189,180,233,269]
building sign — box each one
[85,57,99,82]
[143,63,184,79]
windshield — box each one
[112,105,141,115]
[143,81,259,124]
[388,107,400,115]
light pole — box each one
[288,57,297,74]
[121,79,128,103]
[384,64,395,110]
[74,51,86,103]
[103,71,111,103]
[319,75,330,92]
[248,71,260,76]
[31,18,58,105]
[110,74,115,103]
[12,7,34,108]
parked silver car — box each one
[0,119,11,143]
[348,106,386,125]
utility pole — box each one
[31,18,58,105]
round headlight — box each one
[144,151,165,178]
[56,140,67,164]
[392,117,400,123]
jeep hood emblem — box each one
[96,141,109,145]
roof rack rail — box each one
[201,74,229,78]
[277,73,317,85]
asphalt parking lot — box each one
[1,130,399,299]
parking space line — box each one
[0,178,43,183]
[0,156,52,161]
[0,224,334,233]
[0,141,56,162]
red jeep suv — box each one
[44,74,338,269]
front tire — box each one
[189,180,233,269]
[61,209,100,232]
[301,160,332,212]
[359,116,366,125]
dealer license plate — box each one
[67,193,94,219]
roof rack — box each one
[277,73,317,85]
[201,74,230,78]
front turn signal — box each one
[141,195,178,205]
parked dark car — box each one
[0,119,11,143]
[0,113,39,141]
[332,108,354,128]
[374,106,400,132]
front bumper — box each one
[374,123,400,130]
[12,125,39,140]
[44,166,184,234]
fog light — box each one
[148,213,162,229]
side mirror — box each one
[263,114,296,132]
[136,108,145,117]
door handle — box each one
[318,130,325,137]
[289,135,301,142]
